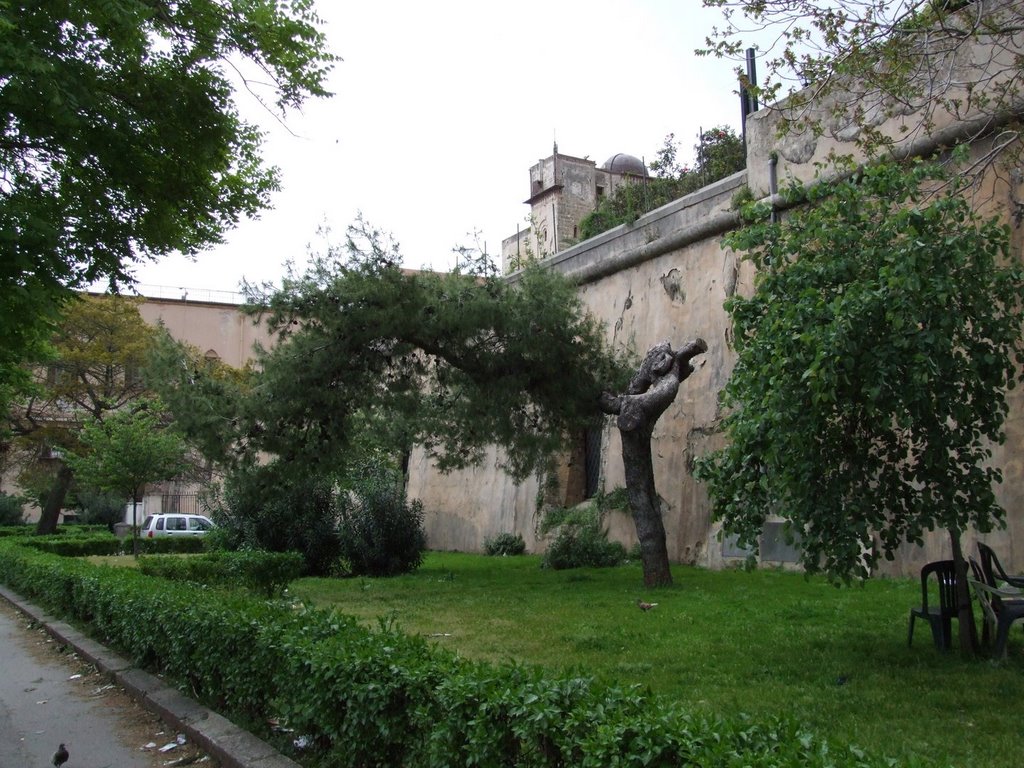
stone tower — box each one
[501,143,648,272]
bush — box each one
[483,531,526,556]
[205,465,343,577]
[0,537,896,768]
[539,499,627,570]
[138,551,304,597]
[20,533,205,557]
[73,489,126,528]
[337,462,426,577]
[0,492,26,525]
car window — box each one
[188,517,210,531]
[141,516,153,530]
[167,516,186,531]
[156,517,164,531]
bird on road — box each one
[636,599,658,612]
[52,743,69,767]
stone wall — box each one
[411,21,1024,575]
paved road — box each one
[0,600,181,768]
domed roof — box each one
[601,153,648,176]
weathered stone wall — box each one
[412,18,1024,575]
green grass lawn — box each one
[291,552,1024,768]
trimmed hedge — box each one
[0,538,896,768]
[21,533,206,557]
[138,551,304,596]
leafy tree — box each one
[4,294,159,533]
[67,401,190,554]
[578,127,746,241]
[699,0,1024,172]
[695,157,1024,652]
[0,0,333,405]
[160,221,708,587]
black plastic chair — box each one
[968,577,1024,658]
[977,542,1024,590]
[908,559,958,651]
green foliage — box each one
[0,538,898,768]
[0,492,25,525]
[73,488,127,528]
[540,499,627,570]
[205,464,343,577]
[337,462,427,577]
[219,219,629,485]
[483,531,527,556]
[578,127,746,241]
[696,157,1024,581]
[138,551,303,597]
[20,532,204,556]
[68,402,190,500]
[0,0,333,396]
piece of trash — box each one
[159,742,179,753]
[428,633,452,638]
[293,735,313,750]
[35,700,48,705]
[142,742,158,751]
[68,674,82,680]
[23,687,36,693]
[176,734,187,745]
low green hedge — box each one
[21,533,206,557]
[138,551,304,596]
[0,539,895,768]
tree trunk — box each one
[130,495,141,556]
[620,426,673,586]
[34,462,73,535]
[602,339,707,588]
[949,528,979,655]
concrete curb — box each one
[0,585,301,768]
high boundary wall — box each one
[408,12,1024,576]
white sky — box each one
[127,1,749,300]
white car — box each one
[140,513,215,538]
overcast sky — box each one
[128,1,749,300]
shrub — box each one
[73,489,126,528]
[539,500,627,570]
[337,462,426,577]
[138,551,304,597]
[0,492,26,525]
[483,531,526,556]
[205,465,343,577]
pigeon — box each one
[636,599,658,612]
[52,743,69,768]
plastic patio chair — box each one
[968,577,1024,658]
[977,542,1024,590]
[908,559,958,651]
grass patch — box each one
[291,551,1024,768]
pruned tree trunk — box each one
[35,462,73,535]
[602,339,707,587]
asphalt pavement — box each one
[0,587,299,768]
[0,598,157,768]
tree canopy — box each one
[185,223,629,482]
[0,0,334,402]
[3,294,162,532]
[695,157,1024,588]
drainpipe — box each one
[768,152,779,224]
